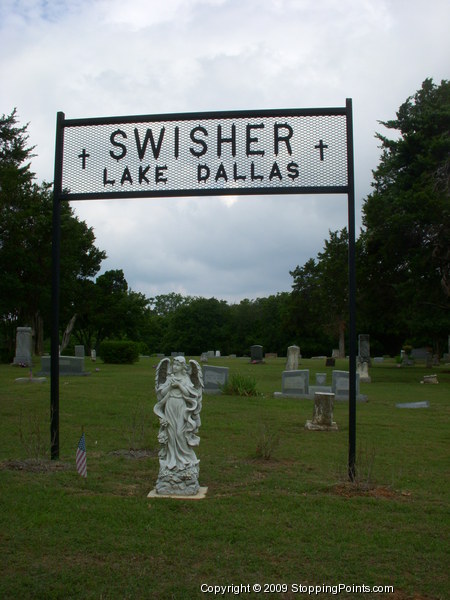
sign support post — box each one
[346,99,356,481]
[51,111,64,460]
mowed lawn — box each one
[1,356,449,599]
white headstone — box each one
[285,345,300,371]
[13,327,33,366]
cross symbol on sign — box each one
[78,148,90,169]
[315,139,328,161]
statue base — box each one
[305,420,338,431]
[147,486,208,500]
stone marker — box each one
[316,372,327,386]
[421,374,438,384]
[305,392,338,431]
[202,365,229,394]
[285,345,300,371]
[357,334,371,382]
[215,350,221,358]
[280,370,309,396]
[74,345,85,358]
[13,327,33,367]
[15,373,47,384]
[332,370,364,401]
[39,356,90,376]
[91,349,97,361]
[357,359,371,383]
[331,349,340,359]
[250,345,263,363]
[396,401,430,409]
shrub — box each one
[222,373,260,396]
[99,341,140,364]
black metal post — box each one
[51,112,65,460]
[346,99,357,481]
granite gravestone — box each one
[75,345,85,358]
[279,370,309,396]
[40,356,89,376]
[202,365,229,394]
[13,327,33,367]
[332,370,365,401]
[250,345,264,363]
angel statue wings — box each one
[153,356,204,495]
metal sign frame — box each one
[51,101,357,480]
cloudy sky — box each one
[1,0,448,303]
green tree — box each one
[0,109,106,359]
[290,229,354,357]
[73,269,149,351]
[361,78,450,353]
[163,297,230,355]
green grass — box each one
[1,356,449,599]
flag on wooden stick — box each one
[76,432,87,478]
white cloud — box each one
[1,0,449,301]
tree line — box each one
[1,79,449,360]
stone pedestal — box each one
[305,392,338,431]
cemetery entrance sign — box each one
[51,103,357,478]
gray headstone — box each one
[171,351,185,357]
[207,350,215,359]
[74,345,85,358]
[13,327,33,367]
[332,370,361,400]
[281,369,309,396]
[316,372,327,386]
[39,356,89,376]
[250,345,263,362]
[358,334,370,361]
[202,365,229,394]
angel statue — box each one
[153,356,204,495]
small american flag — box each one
[76,432,87,478]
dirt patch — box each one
[331,482,410,500]
[1,458,72,472]
[109,449,157,459]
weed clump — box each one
[222,373,260,397]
